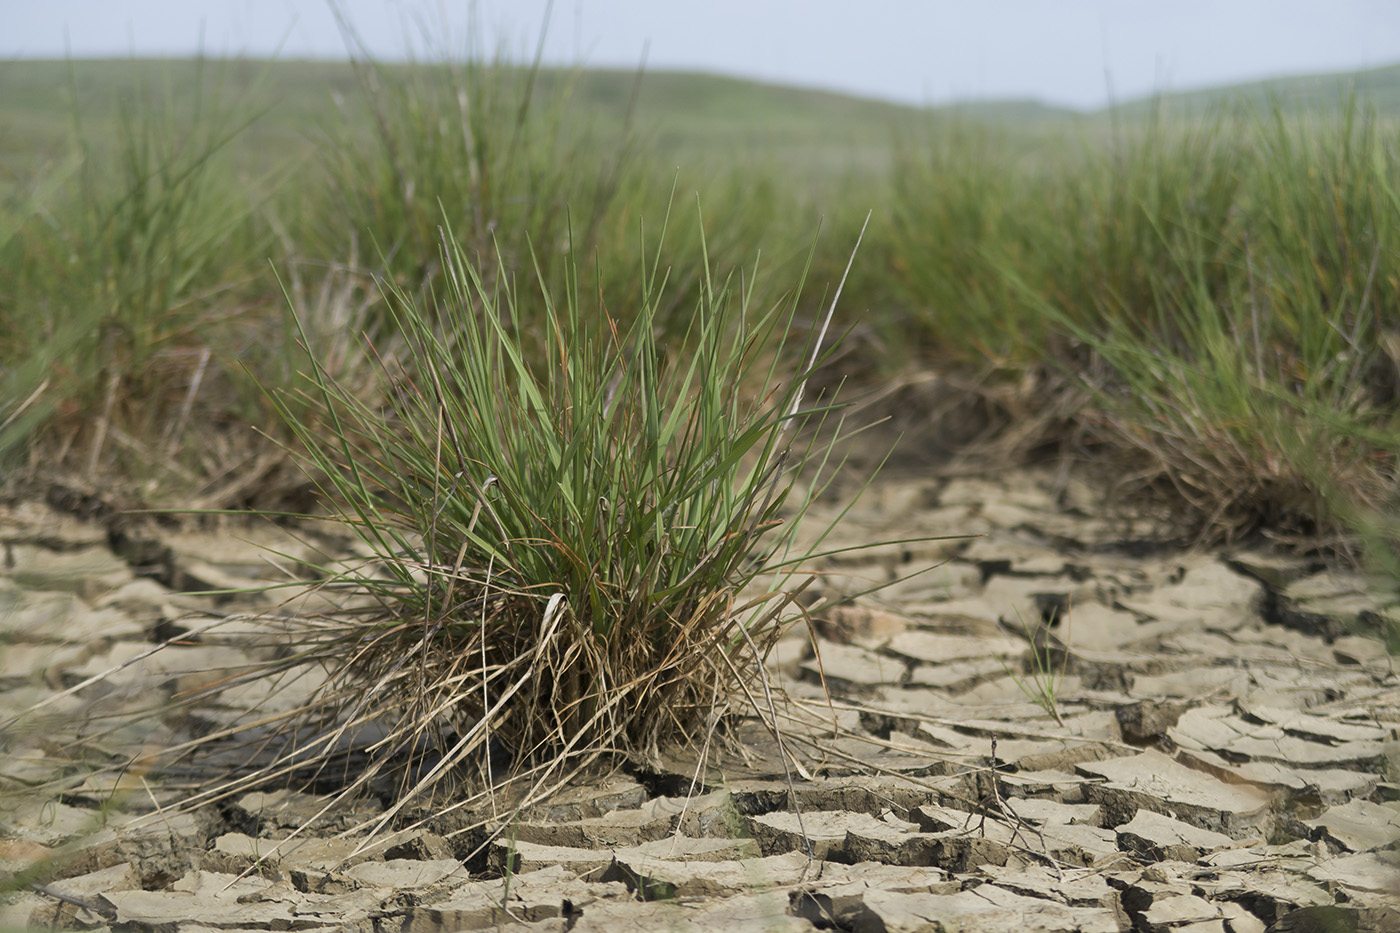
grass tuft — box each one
[175,214,864,826]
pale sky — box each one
[6,1,1398,111]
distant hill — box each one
[1101,61,1400,120]
[2,56,1397,187]
[0,58,1067,186]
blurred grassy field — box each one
[2,55,1398,592]
[9,57,1390,181]
[0,58,930,189]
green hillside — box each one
[0,58,919,187]
[4,55,1398,186]
[1103,61,1400,120]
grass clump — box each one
[886,103,1400,556]
[1043,106,1400,553]
[204,217,858,823]
[0,59,277,486]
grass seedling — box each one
[1000,604,1070,727]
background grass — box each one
[2,54,1398,581]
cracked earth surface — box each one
[2,466,1398,932]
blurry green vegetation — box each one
[0,58,922,192]
[888,104,1400,555]
[1,54,1398,592]
[1,60,277,488]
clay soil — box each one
[1,465,1398,932]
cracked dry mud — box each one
[2,466,1398,932]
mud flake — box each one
[985,736,1113,773]
[873,562,986,607]
[1225,549,1322,590]
[1116,808,1239,861]
[1077,748,1274,838]
[1191,866,1336,925]
[791,864,959,928]
[608,850,811,899]
[997,767,1098,800]
[906,656,1009,690]
[814,604,915,645]
[0,585,140,642]
[343,857,469,891]
[853,885,1122,933]
[101,871,322,931]
[0,500,107,549]
[1115,698,1189,744]
[489,840,610,877]
[508,804,677,850]
[1031,821,1122,866]
[911,595,1006,628]
[492,837,759,877]
[1329,635,1395,671]
[1061,601,1151,651]
[1142,892,1222,928]
[623,835,762,863]
[1276,571,1395,640]
[1117,557,1262,631]
[977,863,1117,908]
[502,865,630,924]
[1305,799,1400,853]
[730,774,964,818]
[802,641,907,693]
[1176,747,1380,805]
[1170,706,1397,771]
[1001,797,1103,827]
[884,629,1025,664]
[962,539,1074,578]
[750,809,916,861]
[805,730,953,779]
[1128,665,1251,699]
[1,543,134,599]
[232,788,382,836]
[394,877,511,931]
[0,641,89,684]
[567,888,809,933]
[1246,706,1394,744]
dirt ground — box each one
[1,464,1398,932]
